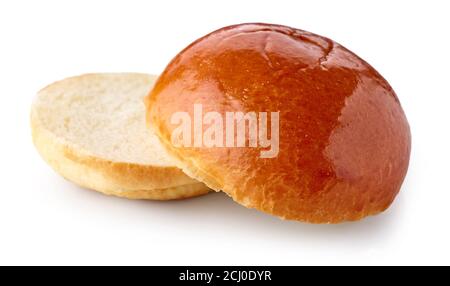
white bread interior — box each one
[31,73,209,200]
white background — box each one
[0,0,448,266]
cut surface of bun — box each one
[32,73,209,200]
[146,23,411,222]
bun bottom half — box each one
[32,73,209,200]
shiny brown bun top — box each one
[146,23,411,223]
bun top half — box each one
[146,23,411,223]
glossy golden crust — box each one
[147,23,411,222]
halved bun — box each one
[31,73,209,200]
[146,23,411,222]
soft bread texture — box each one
[146,23,411,223]
[31,73,209,200]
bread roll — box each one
[31,73,209,200]
[146,23,411,223]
